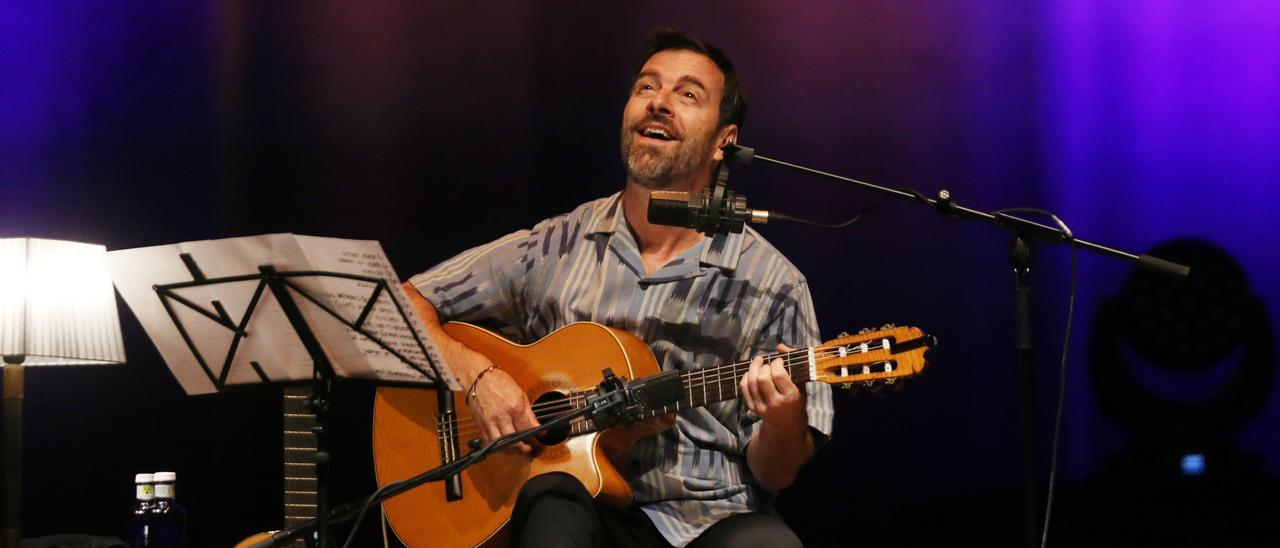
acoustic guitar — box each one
[372,321,934,547]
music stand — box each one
[107,234,458,548]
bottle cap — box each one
[154,471,176,482]
[135,473,154,484]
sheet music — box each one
[293,236,447,382]
[105,233,460,395]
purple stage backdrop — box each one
[2,1,1277,545]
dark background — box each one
[2,1,1278,546]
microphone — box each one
[645,142,776,235]
[647,189,775,235]
[590,368,683,428]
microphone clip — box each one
[694,158,749,235]
[589,368,682,428]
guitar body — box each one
[373,321,667,548]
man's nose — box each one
[646,89,673,117]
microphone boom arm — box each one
[719,143,1189,278]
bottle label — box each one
[136,484,154,500]
[155,483,175,499]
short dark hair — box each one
[634,28,747,129]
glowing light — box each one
[1180,453,1205,476]
[0,238,125,365]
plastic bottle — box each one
[126,473,155,548]
[149,471,187,548]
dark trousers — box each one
[510,473,804,548]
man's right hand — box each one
[461,360,541,455]
[403,282,540,455]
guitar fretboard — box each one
[565,347,824,435]
[283,387,317,543]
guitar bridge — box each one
[437,397,464,502]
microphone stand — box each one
[720,143,1189,548]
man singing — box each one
[407,29,834,548]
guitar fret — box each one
[702,369,709,406]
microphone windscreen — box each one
[647,191,695,228]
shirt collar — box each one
[584,191,745,273]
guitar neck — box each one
[283,387,318,536]
[564,347,819,436]
[672,348,815,410]
[550,328,924,437]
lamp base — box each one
[2,362,23,548]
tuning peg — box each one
[858,327,873,335]
[880,322,896,330]
[840,382,854,390]
[838,331,850,338]
[884,378,895,385]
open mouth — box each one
[637,125,678,142]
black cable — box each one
[995,208,1077,548]
[342,480,394,548]
[1041,244,1076,548]
[776,195,888,229]
[339,428,520,548]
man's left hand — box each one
[739,343,808,432]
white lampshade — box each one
[0,238,125,366]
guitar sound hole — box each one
[533,391,572,446]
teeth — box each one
[642,128,670,139]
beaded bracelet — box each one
[465,365,499,406]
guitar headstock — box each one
[813,324,936,390]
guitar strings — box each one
[456,348,819,413]
[436,342,893,439]
[434,342,892,440]
[434,351,831,441]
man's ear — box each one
[711,125,740,162]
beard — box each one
[620,121,717,189]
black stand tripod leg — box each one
[1011,236,1038,548]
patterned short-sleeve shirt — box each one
[410,192,834,547]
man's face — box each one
[620,49,734,189]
